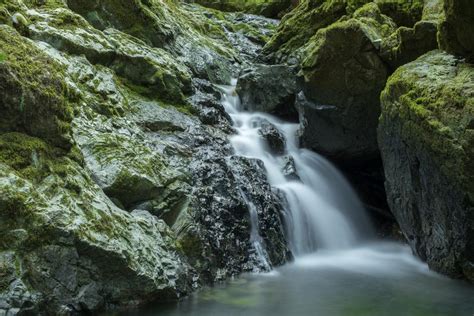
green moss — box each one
[380,51,474,186]
[0,132,69,182]
[0,52,5,63]
[0,25,76,148]
[375,0,424,27]
[189,0,292,18]
[263,0,350,59]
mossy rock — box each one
[378,50,474,281]
[297,3,394,162]
[263,0,430,62]
[0,25,76,149]
[263,0,350,61]
[186,0,293,18]
[0,158,191,313]
[66,0,181,48]
[375,0,424,27]
[438,0,474,61]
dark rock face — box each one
[297,5,393,163]
[281,155,299,181]
[294,2,439,164]
[378,51,474,281]
[176,155,290,282]
[259,120,286,155]
[439,0,474,61]
[236,64,299,121]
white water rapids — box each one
[219,79,373,260]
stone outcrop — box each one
[263,1,440,164]
[185,0,293,18]
[0,0,290,314]
[378,50,474,281]
[438,0,474,62]
[297,4,395,163]
[236,64,299,120]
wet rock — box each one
[259,120,286,155]
[0,160,191,314]
[73,113,191,218]
[237,64,299,120]
[281,155,299,181]
[26,9,193,104]
[175,155,290,282]
[66,0,181,48]
[378,50,474,281]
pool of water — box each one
[119,242,474,316]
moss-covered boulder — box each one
[185,0,293,18]
[375,0,424,27]
[297,3,395,162]
[378,50,474,281]
[0,130,191,314]
[73,114,191,220]
[271,1,440,164]
[0,25,75,149]
[379,0,443,69]
[438,0,474,61]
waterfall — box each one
[219,80,374,260]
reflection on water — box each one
[117,242,474,316]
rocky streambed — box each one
[0,0,473,315]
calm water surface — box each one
[119,242,474,316]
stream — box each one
[124,80,474,315]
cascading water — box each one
[131,82,474,316]
[219,80,374,258]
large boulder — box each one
[438,0,474,61]
[297,4,395,162]
[262,0,349,62]
[0,140,191,314]
[378,51,474,281]
[237,64,299,120]
[295,2,440,164]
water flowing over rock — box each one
[0,0,290,313]
[220,82,374,256]
[378,50,474,281]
